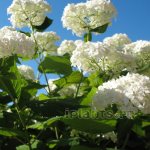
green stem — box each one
[30,25,39,56]
[29,18,52,95]
[121,133,130,150]
[75,72,83,98]
[34,59,51,95]
[15,106,26,129]
[54,127,59,140]
[84,31,92,42]
[43,69,51,95]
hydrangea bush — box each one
[0,0,150,150]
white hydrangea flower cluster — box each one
[70,39,135,73]
[93,73,150,115]
[71,41,107,72]
[58,85,77,97]
[103,33,132,52]
[57,40,83,56]
[102,131,117,143]
[123,40,150,59]
[17,65,35,80]
[0,26,35,58]
[46,79,57,92]
[123,40,150,74]
[46,81,82,97]
[7,0,51,28]
[57,40,76,56]
[62,0,117,36]
[45,79,84,97]
[34,32,60,55]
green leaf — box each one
[90,23,109,34]
[70,145,99,150]
[47,140,58,148]
[0,76,23,99]
[66,71,83,83]
[18,81,45,107]
[84,32,92,42]
[54,71,83,88]
[88,71,103,87]
[0,56,27,98]
[25,81,46,90]
[39,55,72,75]
[0,127,27,138]
[61,118,116,134]
[19,31,31,37]
[0,72,17,80]
[0,111,19,128]
[16,145,29,150]
[11,77,26,98]
[0,56,16,73]
[16,140,44,150]
[37,94,50,101]
[27,99,81,117]
[58,137,80,146]
[132,124,145,137]
[33,17,53,32]
[54,77,66,88]
[27,117,60,130]
[80,88,97,105]
[106,148,118,150]
[142,121,150,127]
[47,137,80,148]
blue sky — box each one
[1,0,150,41]
[0,0,150,81]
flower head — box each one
[0,26,35,58]
[93,73,150,115]
[70,41,135,73]
[123,40,150,55]
[18,65,35,80]
[58,84,77,97]
[46,79,57,92]
[7,0,51,28]
[57,40,82,56]
[102,131,117,143]
[103,33,132,52]
[62,0,117,36]
[34,32,60,55]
